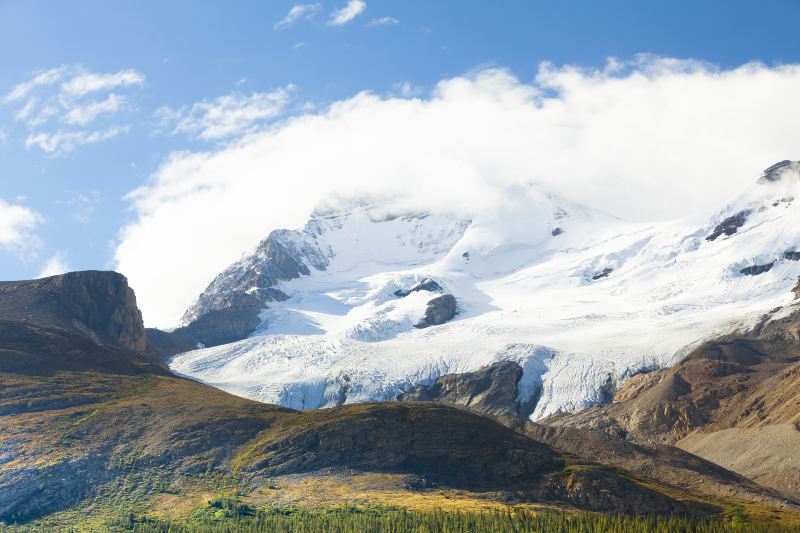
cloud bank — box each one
[116,57,800,327]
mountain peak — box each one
[758,159,799,183]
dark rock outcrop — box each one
[401,361,537,419]
[145,327,198,357]
[168,288,290,350]
[591,267,613,280]
[551,227,563,236]
[414,294,457,328]
[740,262,775,276]
[759,160,796,182]
[785,251,800,261]
[0,271,147,353]
[173,307,263,348]
[394,278,443,297]
[705,210,751,241]
[794,278,800,300]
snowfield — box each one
[170,162,800,419]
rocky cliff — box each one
[0,271,147,353]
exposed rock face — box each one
[785,250,800,261]
[182,231,325,326]
[144,327,197,357]
[178,230,323,347]
[173,308,263,348]
[759,160,798,182]
[740,262,775,276]
[794,278,800,300]
[414,294,457,328]
[394,278,443,297]
[551,227,563,236]
[401,361,536,419]
[705,210,751,241]
[0,271,147,353]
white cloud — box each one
[5,66,68,102]
[274,3,321,30]
[63,94,125,125]
[37,253,70,278]
[25,126,128,155]
[155,86,295,140]
[116,57,800,327]
[60,68,144,97]
[0,198,42,253]
[0,128,7,144]
[329,0,366,25]
[5,65,142,154]
[367,16,398,26]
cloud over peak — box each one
[116,57,800,327]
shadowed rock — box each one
[414,294,457,328]
[401,360,538,419]
[706,210,751,241]
[759,160,797,183]
[0,271,147,353]
[740,262,775,276]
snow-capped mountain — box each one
[170,161,800,420]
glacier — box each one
[169,161,800,419]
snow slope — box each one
[170,161,800,419]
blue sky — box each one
[2,0,800,324]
